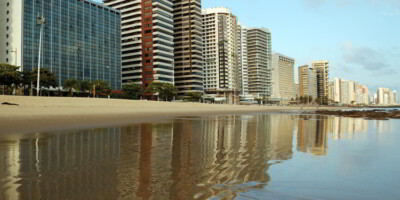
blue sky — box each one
[203,0,400,93]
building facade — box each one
[312,61,329,99]
[105,0,174,90]
[1,0,122,90]
[173,0,204,96]
[271,53,295,102]
[331,78,341,103]
[202,7,239,97]
[237,23,248,95]
[377,87,396,105]
[298,65,317,99]
[247,28,272,98]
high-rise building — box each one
[1,0,122,90]
[355,83,369,105]
[331,78,341,103]
[173,0,204,96]
[237,23,248,95]
[298,65,317,99]
[376,87,396,105]
[105,0,174,90]
[340,80,355,104]
[202,7,239,102]
[247,28,272,98]
[312,61,329,99]
[271,53,295,102]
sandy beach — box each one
[0,95,338,135]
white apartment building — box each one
[105,0,175,87]
[331,78,341,103]
[330,78,369,105]
[271,53,295,101]
[237,23,248,95]
[340,80,355,104]
[376,88,396,105]
[202,7,239,93]
[0,1,23,67]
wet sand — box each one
[0,95,339,135]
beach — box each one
[0,95,335,135]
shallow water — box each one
[0,114,399,200]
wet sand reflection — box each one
[0,115,381,199]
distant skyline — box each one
[95,0,399,94]
[202,0,399,94]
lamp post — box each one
[36,15,45,96]
[308,68,314,106]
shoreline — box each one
[1,95,345,135]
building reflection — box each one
[0,128,121,200]
[297,115,328,156]
[296,115,370,156]
[0,114,375,199]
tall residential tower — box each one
[271,53,295,102]
[105,0,175,88]
[312,60,329,99]
[202,7,239,103]
[247,28,272,98]
[173,0,204,96]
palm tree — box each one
[79,80,92,97]
[63,79,79,96]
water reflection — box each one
[0,115,388,199]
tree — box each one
[315,96,329,105]
[79,80,92,97]
[123,84,142,100]
[21,71,33,95]
[63,78,79,96]
[146,82,177,101]
[92,80,111,97]
[0,63,21,94]
[186,92,203,102]
[32,68,58,90]
[299,95,313,104]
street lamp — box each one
[36,15,45,96]
[308,68,314,106]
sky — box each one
[96,0,400,94]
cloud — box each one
[341,43,394,73]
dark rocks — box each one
[309,109,400,120]
[1,102,19,106]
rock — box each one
[1,102,19,106]
[309,109,400,120]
